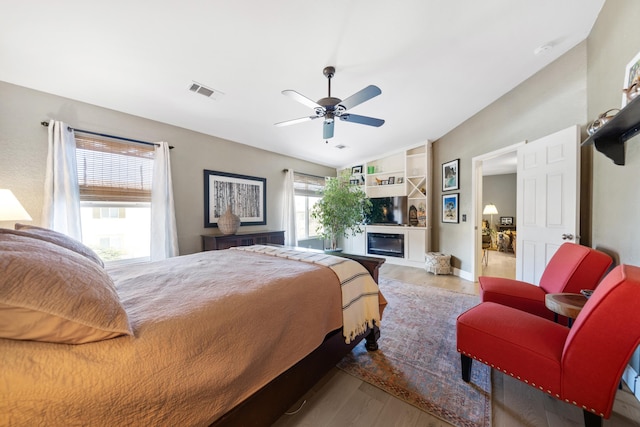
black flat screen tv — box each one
[365,196,408,225]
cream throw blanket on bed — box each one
[232,245,381,343]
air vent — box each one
[188,81,223,100]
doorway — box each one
[471,142,524,282]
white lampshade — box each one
[482,204,498,215]
[0,189,32,221]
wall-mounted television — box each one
[365,196,408,225]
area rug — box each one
[337,278,491,427]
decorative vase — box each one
[218,206,240,235]
[587,108,620,135]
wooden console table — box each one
[202,230,285,251]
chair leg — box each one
[583,410,602,427]
[461,354,472,382]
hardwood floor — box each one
[274,254,640,427]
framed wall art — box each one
[500,216,514,226]
[442,193,459,223]
[622,50,640,107]
[204,169,266,228]
[442,158,459,191]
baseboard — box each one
[454,267,474,282]
[622,364,640,402]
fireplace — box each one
[367,232,405,258]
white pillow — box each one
[13,223,104,267]
[0,232,132,344]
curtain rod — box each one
[282,169,327,179]
[40,121,174,149]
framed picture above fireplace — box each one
[442,193,459,223]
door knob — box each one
[562,233,574,240]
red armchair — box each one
[479,242,612,321]
[457,264,640,427]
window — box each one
[293,172,325,240]
[75,134,154,263]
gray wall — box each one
[433,0,640,381]
[587,0,640,377]
[0,81,335,255]
[432,41,588,271]
[482,174,516,229]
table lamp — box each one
[0,189,32,223]
[482,203,498,229]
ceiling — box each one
[0,1,605,168]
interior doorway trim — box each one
[470,141,525,282]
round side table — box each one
[545,293,588,327]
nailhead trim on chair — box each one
[458,349,604,417]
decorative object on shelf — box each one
[587,108,620,135]
[482,203,498,229]
[397,177,404,184]
[442,159,459,191]
[351,165,363,174]
[623,77,640,104]
[442,193,459,223]
[367,165,375,174]
[409,205,418,226]
[311,170,372,251]
[217,206,241,235]
[388,176,395,185]
[581,95,640,166]
[622,50,640,107]
[417,203,426,227]
[203,170,266,228]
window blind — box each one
[293,172,326,197]
[75,134,155,202]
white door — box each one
[516,125,580,284]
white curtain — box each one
[42,120,82,239]
[150,141,179,260]
[282,169,296,246]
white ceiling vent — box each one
[189,81,223,100]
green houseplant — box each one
[311,171,372,251]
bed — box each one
[0,226,385,426]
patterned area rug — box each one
[337,278,491,427]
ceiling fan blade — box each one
[337,85,381,111]
[323,120,335,139]
[274,116,319,127]
[339,114,385,127]
[282,90,322,110]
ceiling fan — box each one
[275,66,384,139]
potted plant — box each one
[311,171,372,251]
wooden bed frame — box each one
[211,252,385,426]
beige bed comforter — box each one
[0,249,345,426]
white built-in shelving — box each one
[341,141,432,266]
